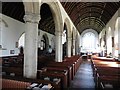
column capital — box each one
[24,13,41,24]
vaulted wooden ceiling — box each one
[1,1,120,34]
[61,2,120,33]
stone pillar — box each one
[73,39,76,55]
[67,37,72,57]
[24,13,40,79]
[55,31,63,62]
[118,17,120,54]
[75,39,78,55]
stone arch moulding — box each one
[18,32,25,47]
[64,18,72,38]
[72,27,76,40]
[0,18,8,27]
[41,2,63,33]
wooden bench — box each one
[46,62,73,80]
[2,78,30,90]
[97,76,120,89]
[64,55,81,73]
[37,69,68,89]
[2,66,23,76]
[2,75,61,90]
[91,57,120,89]
[42,66,71,86]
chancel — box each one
[0,0,120,90]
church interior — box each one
[0,0,120,89]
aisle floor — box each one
[69,59,95,90]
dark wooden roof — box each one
[1,1,120,34]
[61,2,120,33]
[2,2,55,35]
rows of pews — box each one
[91,56,120,89]
[1,54,82,90]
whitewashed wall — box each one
[0,14,55,57]
[99,8,120,57]
[0,14,25,57]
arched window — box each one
[41,35,46,50]
[18,33,25,48]
[82,32,96,52]
[40,34,49,51]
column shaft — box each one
[55,31,63,62]
[67,37,71,57]
[24,14,40,79]
[73,39,76,55]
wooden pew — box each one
[97,76,120,89]
[37,69,68,89]
[2,55,23,67]
[64,55,81,73]
[42,66,71,86]
[2,75,61,90]
[2,66,23,76]
[2,78,30,90]
[94,67,120,88]
[91,57,120,89]
[37,54,55,69]
[43,65,72,86]
[46,62,74,80]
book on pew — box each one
[40,84,53,90]
[26,83,39,89]
[27,83,43,90]
[53,78,59,82]
[44,77,50,81]
[27,83,53,90]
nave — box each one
[1,1,120,90]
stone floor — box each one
[69,59,95,90]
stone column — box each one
[118,17,120,54]
[73,39,76,55]
[55,31,63,62]
[24,13,40,79]
[66,37,72,57]
[75,39,78,55]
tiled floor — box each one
[69,59,95,90]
